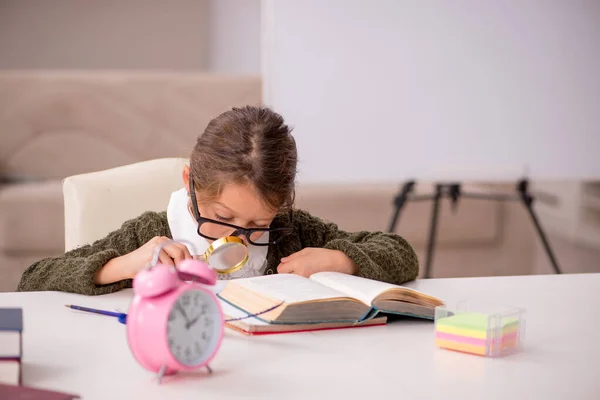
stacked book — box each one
[0,308,23,386]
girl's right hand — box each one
[121,236,193,278]
[94,236,193,285]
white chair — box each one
[62,157,188,251]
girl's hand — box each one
[94,236,192,284]
[121,236,193,277]
[276,248,358,278]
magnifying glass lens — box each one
[207,240,249,273]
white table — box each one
[1,273,599,399]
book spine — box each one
[18,331,22,385]
[359,307,378,322]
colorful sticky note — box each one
[435,312,520,356]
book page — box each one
[229,274,351,304]
[0,360,19,386]
[220,297,388,334]
[310,272,422,305]
[218,298,270,326]
[211,280,228,295]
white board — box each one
[262,0,600,184]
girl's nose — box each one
[230,230,249,245]
[237,234,249,245]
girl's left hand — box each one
[277,248,358,277]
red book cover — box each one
[0,383,80,399]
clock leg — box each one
[206,365,213,374]
[157,365,168,384]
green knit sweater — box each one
[16,209,419,295]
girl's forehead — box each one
[212,183,277,221]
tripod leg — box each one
[388,181,416,232]
[424,184,443,278]
[388,206,403,233]
[517,180,562,274]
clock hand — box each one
[175,303,191,324]
[185,314,204,330]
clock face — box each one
[166,288,220,366]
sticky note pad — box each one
[434,304,524,357]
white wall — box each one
[0,0,262,74]
[0,0,209,70]
[262,0,600,184]
[206,0,261,74]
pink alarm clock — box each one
[126,240,225,383]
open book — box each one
[217,272,444,334]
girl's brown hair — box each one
[190,105,297,212]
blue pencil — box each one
[65,304,127,324]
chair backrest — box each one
[62,157,188,251]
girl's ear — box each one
[182,165,191,194]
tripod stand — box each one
[387,179,562,278]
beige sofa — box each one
[0,71,262,291]
[0,71,542,293]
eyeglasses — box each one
[188,176,293,246]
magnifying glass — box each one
[150,237,249,275]
[195,236,249,274]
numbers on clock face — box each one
[166,289,218,366]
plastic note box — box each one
[434,301,525,357]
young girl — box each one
[16,106,419,295]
